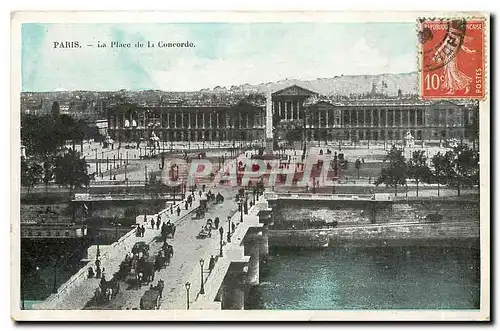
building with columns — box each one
[106,85,478,145]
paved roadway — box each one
[83,186,240,310]
[41,192,202,310]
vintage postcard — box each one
[11,11,490,321]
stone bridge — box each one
[33,188,273,311]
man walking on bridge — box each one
[150,218,155,229]
[156,215,161,230]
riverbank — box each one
[269,220,479,248]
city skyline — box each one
[22,22,417,92]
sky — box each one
[21,22,417,92]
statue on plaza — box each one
[150,130,160,148]
[404,130,415,148]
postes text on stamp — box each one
[419,18,485,99]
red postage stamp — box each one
[419,18,485,99]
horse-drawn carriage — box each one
[116,242,155,288]
[197,220,213,239]
[194,208,205,219]
[215,192,224,204]
[93,278,120,304]
[154,242,173,271]
[132,241,150,258]
[125,259,155,288]
[140,280,165,310]
[161,222,176,240]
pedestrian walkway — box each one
[35,192,203,310]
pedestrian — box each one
[156,216,161,230]
[177,206,181,216]
[141,224,145,237]
[170,206,173,214]
[214,217,219,229]
[184,201,188,210]
[199,190,202,197]
[150,218,155,229]
[209,255,215,272]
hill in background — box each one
[205,72,418,97]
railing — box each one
[272,192,390,201]
[73,193,177,201]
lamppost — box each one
[199,259,205,294]
[244,195,248,215]
[227,215,231,243]
[219,227,224,257]
[185,282,191,310]
[238,201,244,223]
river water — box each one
[246,245,480,310]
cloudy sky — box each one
[22,22,416,92]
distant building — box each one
[107,85,478,144]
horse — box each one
[155,252,167,271]
[106,280,120,300]
[138,261,155,284]
[162,223,176,240]
[162,243,174,258]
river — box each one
[247,245,480,310]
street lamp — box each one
[238,201,244,223]
[199,259,205,294]
[185,282,191,310]
[227,215,231,243]
[244,195,248,215]
[219,227,224,257]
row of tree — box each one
[21,113,92,196]
[375,144,479,197]
[21,112,91,159]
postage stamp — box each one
[10,11,490,322]
[419,18,486,99]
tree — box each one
[54,150,90,197]
[446,144,479,196]
[431,151,450,197]
[407,150,432,197]
[42,159,55,193]
[374,146,407,196]
[355,159,361,179]
[21,114,66,159]
[21,158,43,193]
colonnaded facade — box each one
[106,85,479,144]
